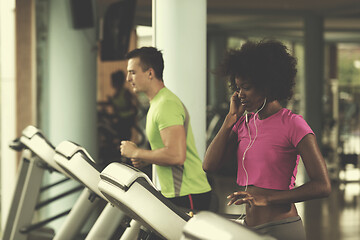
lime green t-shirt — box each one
[146,87,211,198]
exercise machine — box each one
[53,140,132,240]
[98,162,192,240]
[180,211,276,240]
[2,125,82,240]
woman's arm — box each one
[204,91,245,173]
[269,134,331,204]
[203,113,238,172]
[228,134,331,206]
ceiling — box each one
[127,0,360,43]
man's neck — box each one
[146,80,165,101]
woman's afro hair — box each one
[220,39,297,102]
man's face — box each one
[126,57,150,93]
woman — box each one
[203,40,331,240]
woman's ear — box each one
[260,88,269,100]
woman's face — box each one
[235,77,266,112]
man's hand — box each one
[130,158,148,169]
[120,141,139,159]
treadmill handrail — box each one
[55,141,96,163]
[100,162,156,190]
[17,125,70,176]
[21,125,55,149]
[100,162,192,221]
[55,141,104,173]
[136,178,191,222]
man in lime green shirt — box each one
[120,47,212,210]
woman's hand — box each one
[229,91,245,118]
[227,191,268,207]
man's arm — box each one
[120,125,186,166]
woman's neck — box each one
[258,100,282,120]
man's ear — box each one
[148,68,154,78]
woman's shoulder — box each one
[279,108,311,130]
[278,108,304,121]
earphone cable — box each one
[241,98,267,192]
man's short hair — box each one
[125,47,164,80]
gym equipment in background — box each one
[53,140,133,240]
[2,126,82,240]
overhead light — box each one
[354,60,360,69]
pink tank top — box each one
[232,108,314,190]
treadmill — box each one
[98,162,192,240]
[181,211,276,240]
[53,140,132,240]
[2,125,82,240]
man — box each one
[120,47,212,210]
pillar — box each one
[40,0,97,230]
[304,14,325,143]
[207,33,228,107]
[303,13,325,237]
[153,0,207,158]
[0,0,17,230]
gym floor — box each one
[211,167,360,240]
[302,180,360,240]
[294,165,360,240]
